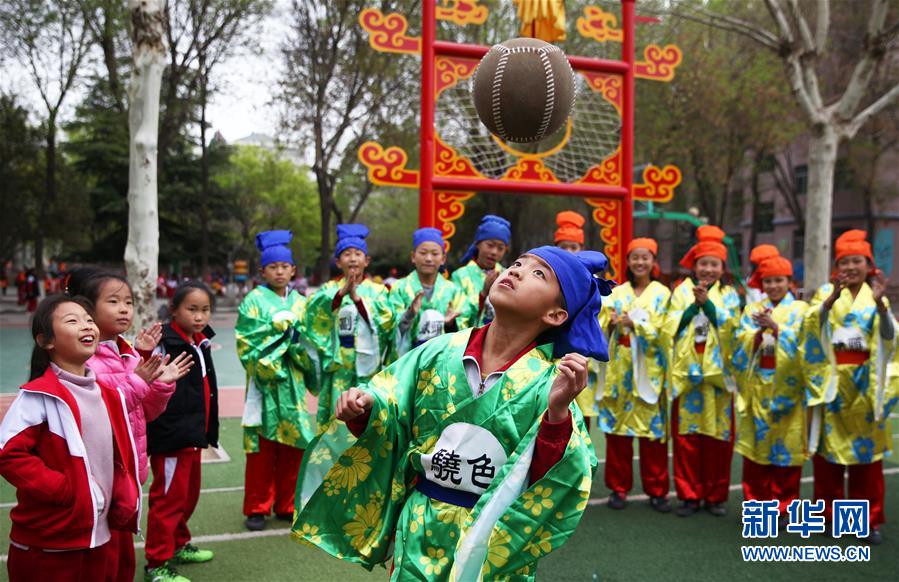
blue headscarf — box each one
[334,224,370,258]
[413,227,445,250]
[460,215,511,264]
[528,246,614,361]
[256,230,294,267]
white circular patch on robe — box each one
[420,422,508,494]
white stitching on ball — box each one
[491,49,509,141]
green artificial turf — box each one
[1,418,896,581]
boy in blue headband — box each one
[294,246,611,579]
[387,228,468,363]
[452,214,511,328]
[235,230,318,531]
[304,224,394,441]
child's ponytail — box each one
[29,294,95,381]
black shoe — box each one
[244,514,265,531]
[275,512,294,522]
[676,501,700,517]
[863,527,883,545]
[706,502,727,517]
[649,496,672,513]
[607,492,627,510]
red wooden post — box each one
[621,0,636,252]
[419,0,436,227]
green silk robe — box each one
[292,329,597,581]
[387,271,468,364]
[451,261,504,329]
[235,286,318,452]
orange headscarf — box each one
[834,229,873,263]
[755,256,793,280]
[627,237,658,256]
[627,237,660,278]
[749,244,780,266]
[748,244,782,289]
[554,211,585,245]
[679,225,727,270]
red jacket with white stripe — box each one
[0,367,141,550]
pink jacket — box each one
[88,336,174,483]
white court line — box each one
[586,466,899,506]
[1,468,898,563]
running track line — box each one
[0,468,898,563]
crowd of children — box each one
[0,213,895,581]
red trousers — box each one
[146,448,202,567]
[604,433,670,497]
[7,543,108,582]
[243,436,304,516]
[741,457,802,514]
[813,455,885,526]
[104,529,135,582]
[671,399,734,503]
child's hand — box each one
[693,283,709,306]
[444,307,459,324]
[156,352,194,384]
[336,387,373,422]
[410,290,424,315]
[135,322,163,351]
[547,354,588,422]
[134,354,164,384]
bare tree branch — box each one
[815,0,830,53]
[845,82,899,138]
[642,4,780,49]
[834,0,891,120]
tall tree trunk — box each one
[315,167,333,283]
[802,124,839,291]
[125,0,167,332]
[35,114,58,282]
[748,153,763,253]
[199,53,210,277]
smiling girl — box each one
[732,255,808,516]
[64,268,192,581]
[598,238,672,513]
[663,225,742,518]
[801,230,898,545]
[0,295,140,582]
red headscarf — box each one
[834,229,873,263]
[679,225,727,270]
[755,256,793,280]
[554,211,585,245]
[627,237,660,278]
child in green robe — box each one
[294,246,612,580]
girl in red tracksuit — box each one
[64,268,193,582]
[0,294,141,582]
[144,281,219,582]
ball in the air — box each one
[472,37,576,143]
